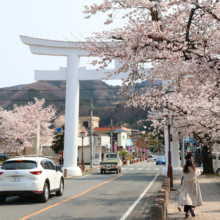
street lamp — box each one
[165,116,175,190]
[80,131,85,172]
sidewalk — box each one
[167,174,220,219]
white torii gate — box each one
[20,35,130,176]
[20,35,180,177]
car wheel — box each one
[217,169,220,174]
[56,179,64,196]
[104,171,106,174]
[116,168,119,174]
[0,195,6,204]
[101,170,103,174]
[39,182,49,203]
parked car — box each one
[147,155,154,162]
[0,156,64,203]
[152,155,157,161]
[156,156,166,165]
[100,152,122,174]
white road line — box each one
[145,168,150,170]
[120,172,160,220]
[128,168,134,170]
[137,168,143,170]
[122,168,127,170]
[154,168,159,170]
[76,174,91,179]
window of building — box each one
[83,121,89,127]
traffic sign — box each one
[57,127,62,133]
[116,129,124,133]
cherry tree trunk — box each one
[202,146,214,174]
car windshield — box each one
[148,156,152,158]
[1,160,37,170]
[106,154,117,158]
[157,157,165,160]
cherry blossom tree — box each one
[0,98,57,154]
[81,0,220,173]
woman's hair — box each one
[183,159,196,173]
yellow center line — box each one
[19,174,125,220]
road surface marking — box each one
[122,168,127,170]
[77,174,91,179]
[145,168,150,170]
[137,168,143,170]
[154,168,159,170]
[120,172,160,220]
[128,168,134,170]
[19,174,125,220]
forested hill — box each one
[0,80,161,129]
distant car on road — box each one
[152,155,157,161]
[147,155,154,162]
[156,156,166,165]
[0,156,64,203]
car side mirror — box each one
[56,166,60,172]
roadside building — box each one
[78,130,110,163]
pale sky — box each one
[0,0,124,89]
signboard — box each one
[189,138,197,144]
[125,139,133,146]
[94,153,100,165]
[114,144,117,152]
[116,129,124,133]
[113,133,117,142]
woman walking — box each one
[178,159,203,218]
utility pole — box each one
[110,119,113,152]
[90,97,94,168]
[36,121,40,155]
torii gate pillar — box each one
[20,36,131,176]
[64,55,81,175]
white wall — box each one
[117,132,127,148]
[78,146,90,164]
[78,136,90,146]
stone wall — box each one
[150,177,170,220]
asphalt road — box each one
[1,160,165,220]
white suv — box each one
[0,156,64,203]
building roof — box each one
[92,131,109,137]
